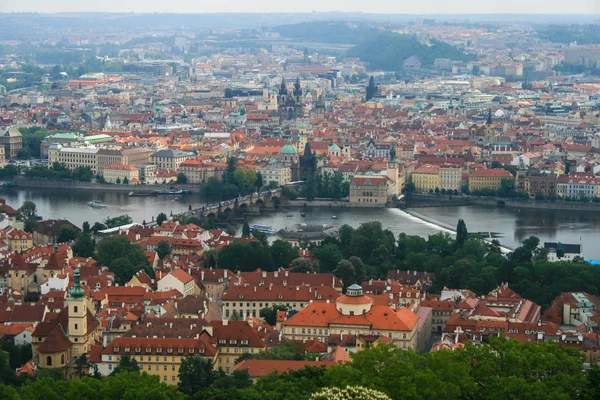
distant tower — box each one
[299,142,317,181]
[277,77,303,123]
[313,94,325,120]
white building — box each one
[157,269,195,297]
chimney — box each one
[274,271,279,278]
[224,270,228,278]
[223,320,229,326]
[201,271,205,281]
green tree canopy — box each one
[96,236,152,284]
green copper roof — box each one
[280,143,298,155]
[69,267,85,299]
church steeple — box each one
[389,145,397,162]
[69,267,85,300]
[293,76,302,97]
[487,108,493,125]
[279,78,288,95]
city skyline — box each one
[2,0,600,14]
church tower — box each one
[67,268,88,356]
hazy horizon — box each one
[2,0,600,15]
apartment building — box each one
[412,166,440,192]
[256,161,292,186]
[439,164,462,191]
[468,168,513,192]
[150,149,195,170]
[221,284,341,319]
[103,164,140,184]
[96,336,218,384]
[179,160,227,184]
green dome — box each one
[328,143,341,151]
[280,143,298,155]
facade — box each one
[7,228,33,252]
[349,175,388,206]
[468,169,514,192]
[412,166,440,192]
[97,336,217,384]
[157,269,196,297]
[439,164,462,192]
[256,161,292,187]
[179,160,226,184]
[221,284,341,320]
[150,149,195,170]
[103,164,140,184]
[525,170,557,198]
[557,175,597,199]
[281,284,420,350]
[0,127,23,159]
[48,145,100,174]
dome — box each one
[328,143,341,152]
[280,143,298,155]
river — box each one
[2,187,599,259]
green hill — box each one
[271,21,475,70]
[272,21,376,44]
[348,32,476,70]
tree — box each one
[334,260,355,288]
[57,224,77,243]
[18,200,37,222]
[455,219,468,249]
[311,386,391,400]
[234,168,257,195]
[177,172,188,184]
[122,177,129,185]
[96,236,152,284]
[290,257,319,273]
[116,177,121,184]
[156,240,172,260]
[110,354,139,375]
[156,212,168,227]
[270,240,297,268]
[255,172,264,191]
[82,221,91,234]
[223,157,237,185]
[348,256,366,284]
[312,244,343,273]
[260,305,288,326]
[366,76,377,101]
[178,356,219,395]
[242,222,251,237]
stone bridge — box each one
[174,188,282,221]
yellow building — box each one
[32,268,101,379]
[97,335,218,384]
[103,164,140,184]
[349,175,388,207]
[468,168,514,192]
[210,321,266,374]
[6,228,33,252]
[411,166,440,192]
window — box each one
[46,356,52,366]
[74,306,78,313]
[172,365,176,371]
[164,376,167,381]
[61,354,65,364]
[156,365,160,371]
[74,323,78,330]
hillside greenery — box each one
[538,24,600,44]
[348,32,476,70]
[1,339,599,400]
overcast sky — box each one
[1,0,600,14]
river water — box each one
[2,187,600,259]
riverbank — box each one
[12,177,198,192]
[406,193,600,212]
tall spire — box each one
[389,145,397,162]
[279,78,288,95]
[294,76,302,96]
[487,108,493,125]
[69,267,85,299]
